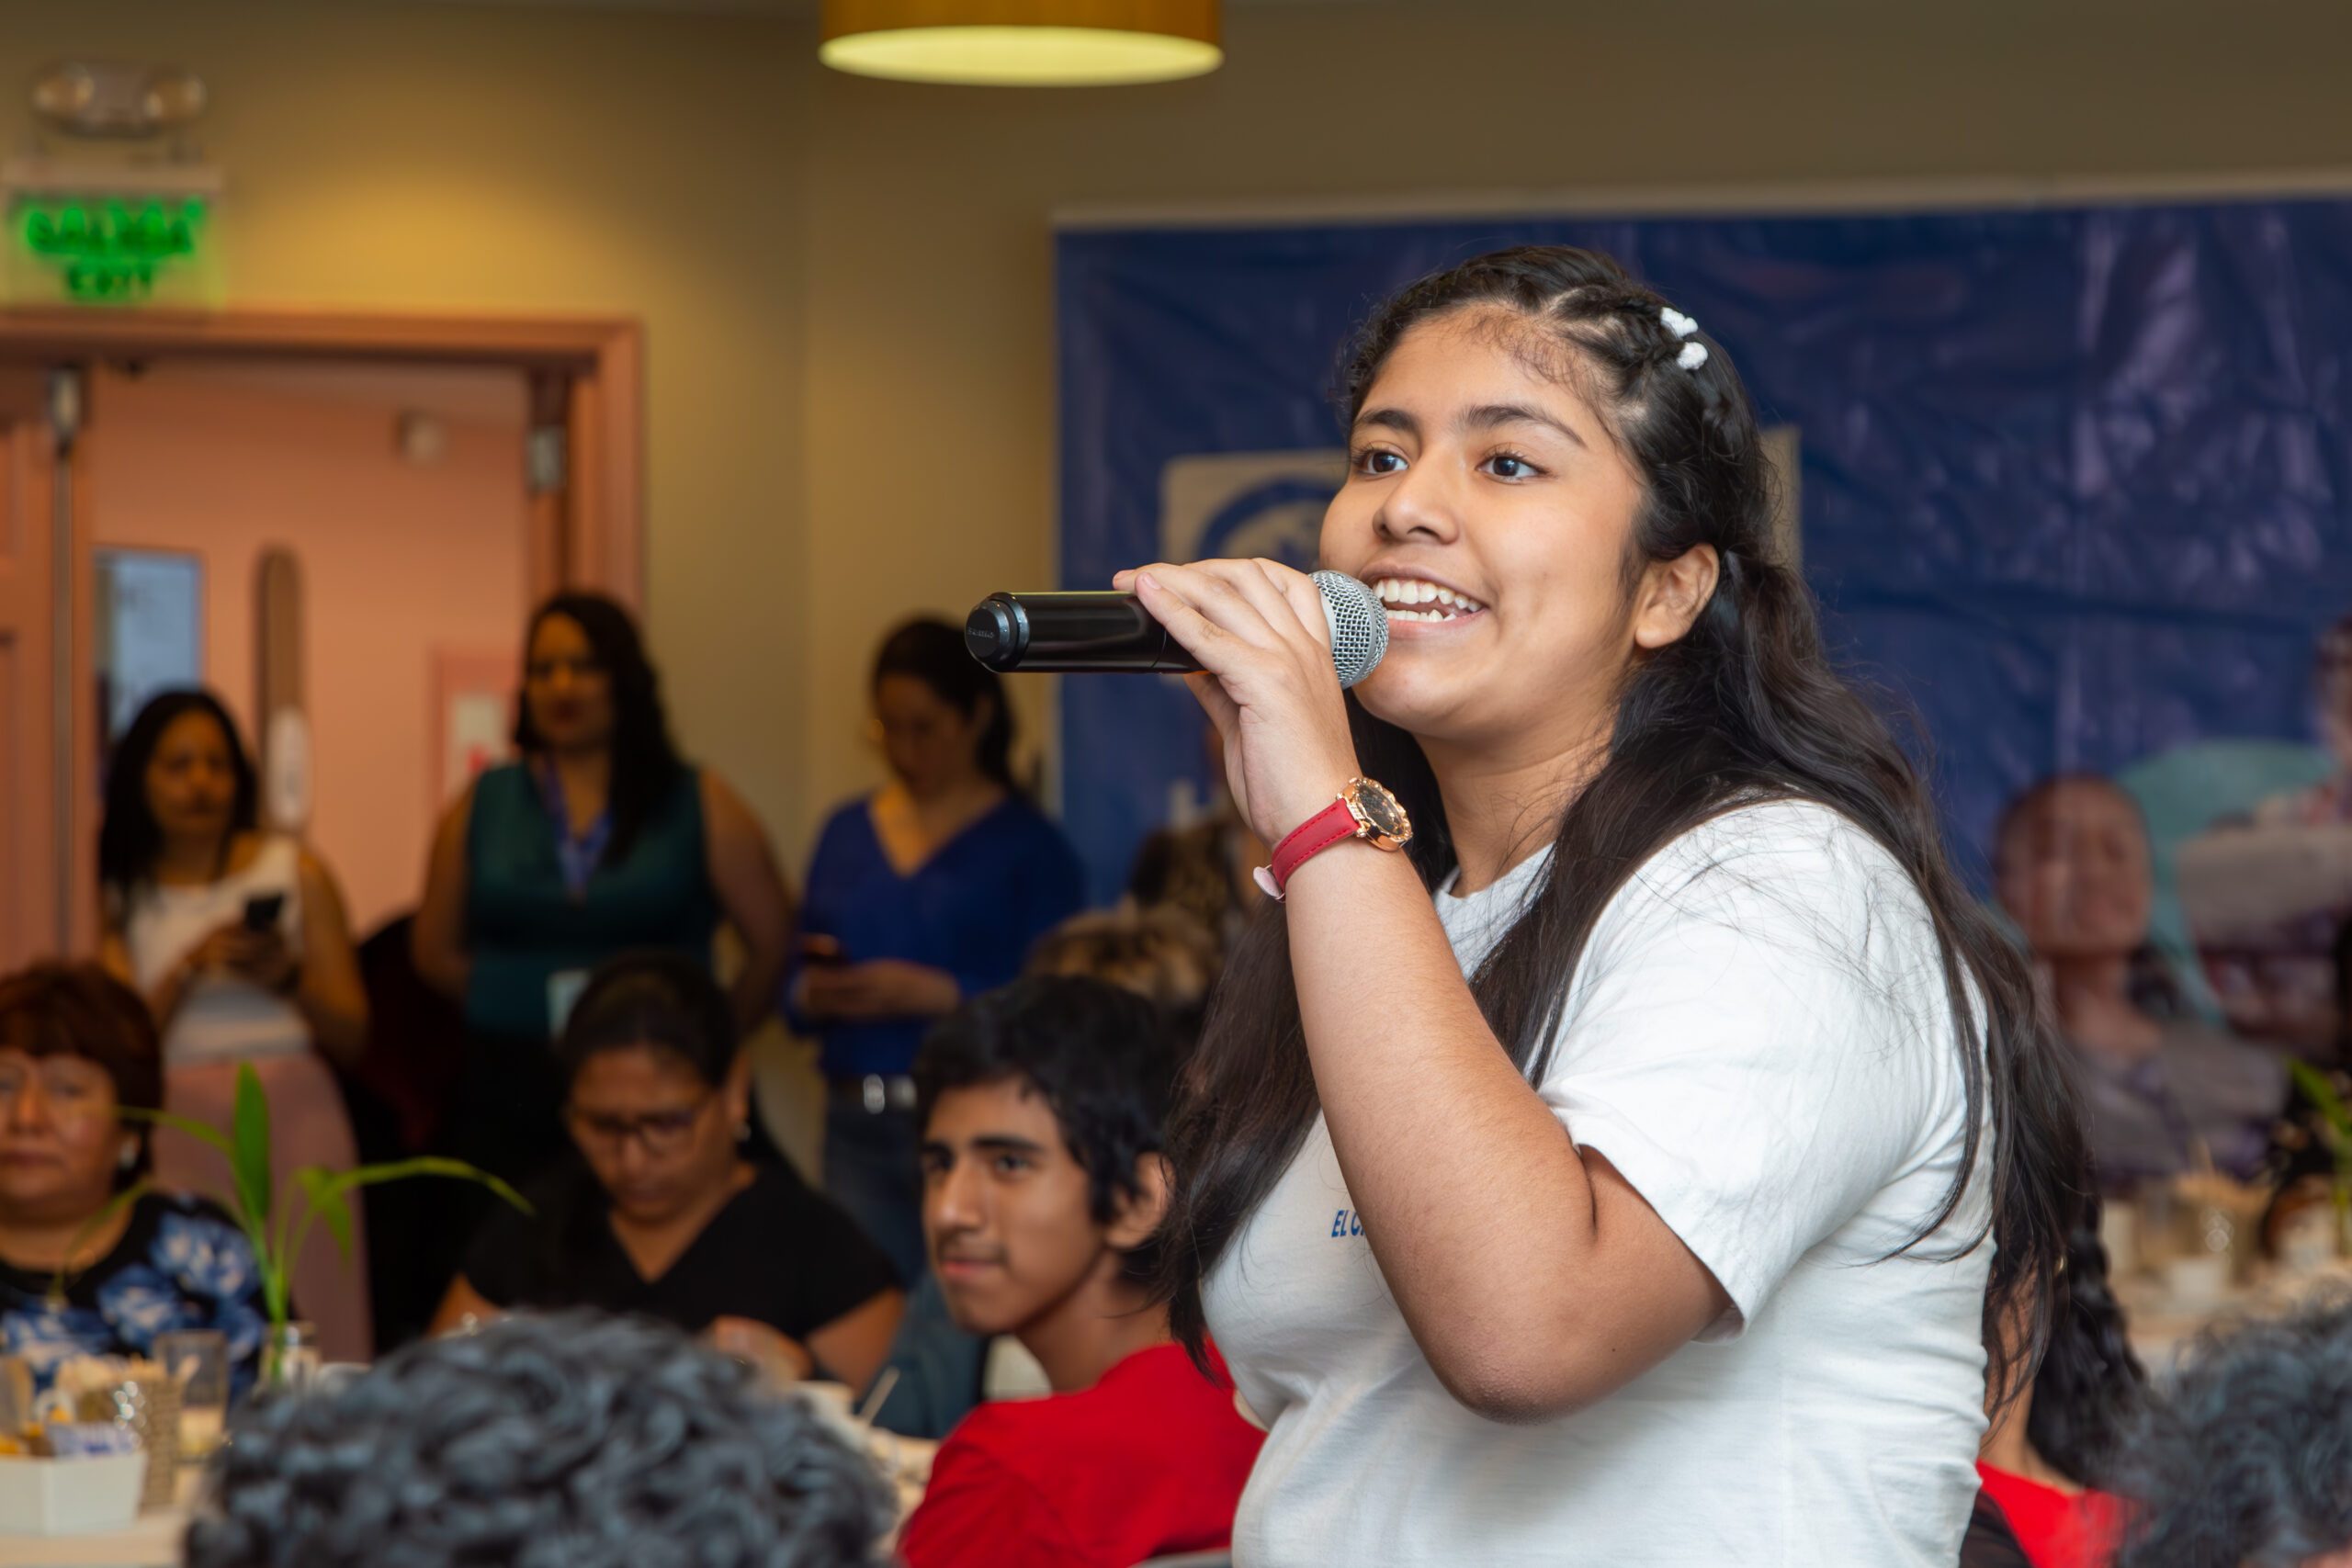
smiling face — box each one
[920,1076,1152,1339]
[1995,778,2155,961]
[1321,308,1705,762]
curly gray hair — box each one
[2116,1291,2352,1568]
[183,1311,889,1568]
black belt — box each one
[828,1074,918,1114]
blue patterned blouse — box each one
[1,1192,269,1401]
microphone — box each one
[966,570,1389,689]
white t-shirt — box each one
[125,835,310,1065]
[1203,801,1993,1567]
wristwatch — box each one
[1252,778,1413,900]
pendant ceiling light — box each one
[821,1,1222,87]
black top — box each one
[462,1157,898,1343]
[1960,1491,2034,1568]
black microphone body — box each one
[967,571,1389,688]
[966,591,1199,675]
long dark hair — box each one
[2028,1194,2146,1489]
[98,688,258,901]
[873,617,1016,790]
[1158,246,2086,1407]
[514,592,685,861]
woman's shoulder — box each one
[988,795,1077,852]
[243,832,308,880]
[1641,798,1916,903]
[141,1193,264,1299]
[1602,798,1938,968]
[466,761,538,808]
[733,1157,830,1221]
[458,763,540,837]
[726,1161,885,1255]
[144,1190,241,1225]
[817,795,877,836]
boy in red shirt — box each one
[898,976,1261,1568]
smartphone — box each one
[799,934,846,967]
[242,892,287,933]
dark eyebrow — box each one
[1463,402,1586,449]
[1353,406,1419,438]
[969,1135,1047,1156]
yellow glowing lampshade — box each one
[820,0,1222,86]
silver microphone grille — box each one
[1312,570,1389,690]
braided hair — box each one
[2029,1194,2149,1488]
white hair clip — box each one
[1658,308,1707,370]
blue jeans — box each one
[823,1100,985,1438]
[822,1100,926,1287]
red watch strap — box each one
[1254,798,1361,901]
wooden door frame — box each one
[0,306,643,603]
[0,305,641,957]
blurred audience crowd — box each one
[13,588,2352,1566]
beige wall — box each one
[89,361,528,936]
[794,0,2352,863]
[0,0,810,870]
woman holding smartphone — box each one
[99,688,372,1360]
[787,618,1084,1287]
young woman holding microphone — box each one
[1129,247,2083,1566]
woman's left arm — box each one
[701,773,797,1038]
[1126,558,1727,1423]
[293,849,369,1071]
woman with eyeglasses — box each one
[432,952,903,1390]
[0,964,268,1399]
[414,592,796,1198]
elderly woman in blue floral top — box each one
[0,964,267,1397]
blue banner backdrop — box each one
[1057,199,2352,1032]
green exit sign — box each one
[17,197,208,303]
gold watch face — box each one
[1345,778,1411,844]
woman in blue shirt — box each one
[788,618,1084,1285]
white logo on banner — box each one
[1159,448,1347,568]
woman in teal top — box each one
[414,592,795,1192]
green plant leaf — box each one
[294,1168,356,1260]
[50,1179,153,1301]
[2290,1060,2352,1143]
[322,1157,531,1213]
[283,1157,533,1286]
[232,1063,274,1232]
